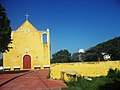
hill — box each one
[85,36,120,61]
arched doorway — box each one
[23,55,31,69]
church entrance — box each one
[23,55,31,69]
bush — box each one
[63,77,113,90]
[0,58,3,66]
[107,68,120,83]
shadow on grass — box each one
[99,82,120,90]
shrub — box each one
[0,58,3,66]
[107,68,120,83]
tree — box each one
[85,36,120,61]
[0,4,12,53]
[71,52,85,62]
[51,49,71,63]
[0,58,3,66]
[71,52,79,62]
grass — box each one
[62,76,117,90]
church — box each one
[3,19,50,70]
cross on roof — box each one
[25,13,30,20]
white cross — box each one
[25,13,30,20]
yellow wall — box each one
[50,61,120,80]
[3,20,50,70]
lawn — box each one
[63,76,120,90]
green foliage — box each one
[85,37,120,61]
[85,53,99,61]
[107,68,120,83]
[51,49,71,63]
[99,69,120,90]
[0,4,12,53]
[63,77,113,90]
[71,53,79,62]
[71,52,85,62]
[51,37,120,62]
[0,58,3,66]
[47,70,51,78]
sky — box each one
[0,0,120,55]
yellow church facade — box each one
[3,20,50,70]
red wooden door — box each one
[23,55,31,69]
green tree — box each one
[71,52,79,62]
[51,49,71,63]
[85,36,120,61]
[71,52,85,62]
[0,4,12,53]
[107,68,120,83]
[0,58,3,66]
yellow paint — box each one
[61,70,78,82]
[2,20,120,82]
[3,20,50,70]
[50,61,120,81]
